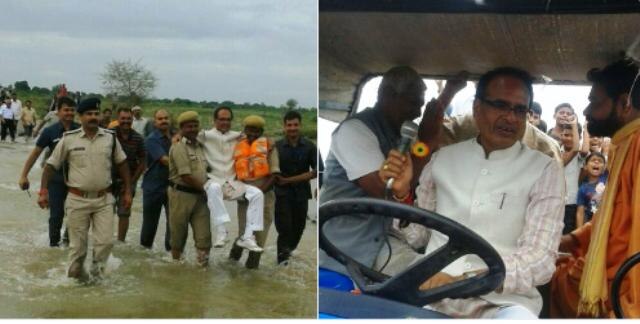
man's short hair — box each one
[153,108,169,118]
[554,103,574,114]
[283,110,302,123]
[117,107,132,115]
[25,99,32,104]
[530,102,542,115]
[57,96,76,109]
[587,58,639,105]
[377,66,425,100]
[475,67,534,108]
[103,107,112,113]
[213,106,233,120]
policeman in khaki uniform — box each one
[39,97,132,281]
[168,111,212,266]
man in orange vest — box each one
[230,115,281,269]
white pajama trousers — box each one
[204,180,264,239]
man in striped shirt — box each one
[111,107,146,242]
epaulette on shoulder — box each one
[63,128,82,136]
[103,128,115,134]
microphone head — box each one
[400,120,419,140]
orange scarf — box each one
[578,118,640,316]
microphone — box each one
[385,121,419,194]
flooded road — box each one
[0,141,317,318]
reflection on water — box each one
[0,142,317,318]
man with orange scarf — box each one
[551,59,640,318]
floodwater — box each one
[0,141,317,318]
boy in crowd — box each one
[576,152,608,227]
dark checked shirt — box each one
[111,126,145,175]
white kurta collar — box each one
[472,137,523,161]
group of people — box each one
[17,95,317,281]
[320,58,640,318]
[0,92,39,143]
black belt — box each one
[169,181,204,195]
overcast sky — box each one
[1,0,318,107]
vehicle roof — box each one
[319,0,640,116]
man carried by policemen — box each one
[38,97,131,281]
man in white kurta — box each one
[383,67,565,318]
[198,107,264,249]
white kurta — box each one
[416,138,565,316]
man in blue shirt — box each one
[140,109,172,251]
[18,96,79,247]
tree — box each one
[14,81,30,91]
[285,98,298,110]
[101,59,157,105]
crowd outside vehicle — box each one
[558,113,589,234]
[274,110,317,265]
[548,103,576,141]
[576,151,608,227]
[229,115,280,269]
[39,97,132,281]
[529,101,547,132]
[110,108,146,243]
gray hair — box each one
[377,66,425,101]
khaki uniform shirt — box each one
[241,137,281,189]
[47,127,127,191]
[168,137,209,188]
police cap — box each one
[177,111,199,126]
[77,97,101,114]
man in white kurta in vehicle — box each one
[382,67,565,318]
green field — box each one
[11,88,317,140]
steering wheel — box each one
[611,251,640,318]
[319,197,505,307]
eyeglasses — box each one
[479,98,529,118]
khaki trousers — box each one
[230,190,275,268]
[64,193,115,277]
[168,187,212,251]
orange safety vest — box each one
[234,137,270,180]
